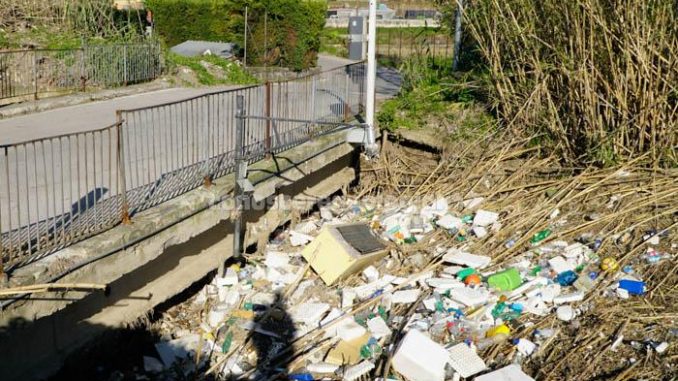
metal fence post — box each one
[265,81,272,154]
[123,45,129,86]
[80,46,87,92]
[33,50,38,100]
[311,76,317,122]
[344,71,350,122]
[116,112,130,224]
[226,94,247,275]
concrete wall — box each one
[0,130,359,381]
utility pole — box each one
[453,0,464,71]
[365,0,378,155]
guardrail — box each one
[0,61,365,273]
[0,43,161,103]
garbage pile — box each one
[143,195,674,381]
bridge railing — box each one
[0,61,365,272]
[0,43,162,103]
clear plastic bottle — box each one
[476,333,508,350]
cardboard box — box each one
[302,223,388,285]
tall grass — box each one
[464,0,677,167]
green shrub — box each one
[147,0,326,71]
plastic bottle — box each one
[530,229,552,244]
[476,333,508,350]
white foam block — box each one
[473,210,499,227]
[447,343,487,378]
[474,364,535,381]
[367,317,391,339]
[362,266,380,283]
[392,330,449,381]
[548,256,574,274]
[515,338,537,356]
[437,214,463,230]
[473,226,488,238]
[291,302,329,326]
[215,268,238,287]
[265,251,290,269]
[553,291,584,305]
[392,289,421,304]
[290,231,313,246]
[450,287,490,307]
[443,249,491,269]
[337,319,367,341]
[426,277,465,290]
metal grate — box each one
[336,224,385,255]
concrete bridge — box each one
[0,56,400,380]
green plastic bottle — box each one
[530,229,552,244]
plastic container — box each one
[618,279,645,295]
[487,268,522,291]
[556,270,578,286]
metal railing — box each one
[0,61,366,272]
[0,43,162,102]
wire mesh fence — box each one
[0,43,162,103]
[0,61,365,272]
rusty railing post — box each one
[265,81,272,155]
[116,111,131,224]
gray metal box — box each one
[348,16,366,60]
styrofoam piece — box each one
[362,265,380,283]
[423,297,438,311]
[218,289,241,305]
[291,302,330,326]
[342,288,357,309]
[515,338,537,356]
[155,334,201,368]
[343,361,375,381]
[524,297,549,316]
[442,265,464,275]
[295,221,318,234]
[616,287,629,299]
[437,214,463,230]
[337,319,368,341]
[143,356,164,373]
[265,251,290,269]
[447,343,487,378]
[534,284,561,303]
[654,342,669,354]
[421,198,449,218]
[290,231,313,246]
[392,330,450,381]
[367,317,391,339]
[307,362,340,374]
[426,277,465,290]
[556,305,575,321]
[474,364,535,381]
[392,289,421,304]
[473,226,488,238]
[553,291,584,305]
[450,287,490,307]
[548,256,574,274]
[564,243,585,258]
[320,308,343,327]
[509,277,548,298]
[215,267,238,287]
[473,210,499,227]
[208,305,231,328]
[443,249,491,269]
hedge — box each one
[147,0,327,71]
